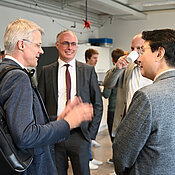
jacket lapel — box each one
[52,62,59,104]
[76,61,80,96]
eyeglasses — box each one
[22,39,42,48]
[138,47,151,56]
[58,41,78,48]
[131,47,141,51]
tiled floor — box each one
[68,129,115,175]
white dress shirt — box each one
[57,58,77,116]
[127,66,152,111]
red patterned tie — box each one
[65,64,71,103]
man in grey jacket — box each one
[113,29,175,175]
[103,33,152,137]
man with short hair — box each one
[38,30,103,175]
[85,48,99,66]
[113,28,175,175]
[0,19,93,175]
[103,33,152,137]
[103,34,152,175]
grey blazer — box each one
[38,60,103,141]
[0,58,70,175]
[113,70,175,175]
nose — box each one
[67,43,72,49]
[40,47,44,55]
[137,55,142,62]
[133,48,139,53]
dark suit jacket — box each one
[0,58,70,175]
[38,60,103,141]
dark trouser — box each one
[55,128,90,175]
[107,110,115,143]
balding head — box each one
[131,33,144,53]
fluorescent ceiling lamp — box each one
[143,0,175,7]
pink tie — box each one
[64,64,71,103]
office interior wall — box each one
[1,5,175,62]
[0,5,99,50]
[99,10,175,52]
[2,4,175,132]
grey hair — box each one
[4,19,44,53]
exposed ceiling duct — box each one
[0,0,147,28]
[1,0,174,27]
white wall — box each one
[1,5,175,59]
[0,5,99,50]
[2,4,175,133]
[99,10,175,52]
[76,44,111,73]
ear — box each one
[56,42,58,47]
[17,40,24,51]
[155,47,165,62]
[112,58,115,64]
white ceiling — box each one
[40,0,175,12]
[1,0,175,27]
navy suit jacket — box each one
[38,60,103,141]
[0,58,70,175]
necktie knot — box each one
[64,64,70,68]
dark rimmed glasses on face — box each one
[22,39,42,48]
[57,41,78,48]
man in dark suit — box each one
[113,29,175,175]
[38,30,103,175]
[0,19,93,175]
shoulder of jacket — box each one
[43,61,57,69]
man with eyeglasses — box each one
[38,30,103,175]
[113,28,175,175]
[103,34,152,175]
[0,19,93,175]
[103,33,152,138]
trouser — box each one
[107,110,115,142]
[55,128,90,175]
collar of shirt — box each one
[5,55,26,69]
[58,57,76,69]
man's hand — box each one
[58,96,82,120]
[57,96,93,129]
[64,103,93,129]
[116,55,129,69]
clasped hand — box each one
[57,96,93,129]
